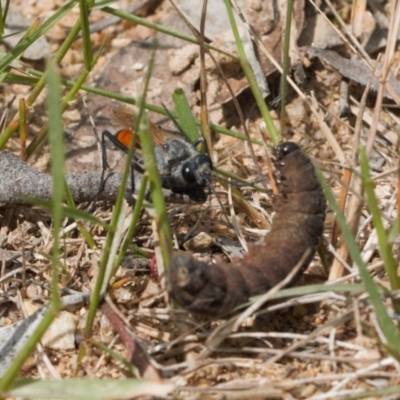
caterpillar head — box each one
[273,142,300,161]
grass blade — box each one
[223,0,279,145]
[78,0,93,69]
[0,60,65,392]
[45,60,64,303]
[317,168,400,359]
[135,41,173,269]
[0,0,77,74]
[359,148,400,307]
[280,0,294,132]
[172,88,200,143]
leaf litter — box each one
[1,0,400,399]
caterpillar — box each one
[167,142,326,316]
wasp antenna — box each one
[80,98,112,209]
[211,172,267,192]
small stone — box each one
[133,62,144,71]
[41,311,77,350]
[26,284,38,299]
[183,232,214,251]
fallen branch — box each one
[0,151,137,204]
[0,151,194,204]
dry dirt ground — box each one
[1,0,400,399]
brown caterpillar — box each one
[166,142,326,316]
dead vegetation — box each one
[1,0,400,399]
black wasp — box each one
[102,107,212,202]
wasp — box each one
[101,107,212,202]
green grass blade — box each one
[0,20,81,150]
[360,148,399,290]
[28,198,110,228]
[24,31,105,158]
[0,1,4,39]
[223,0,279,145]
[26,65,92,158]
[90,340,137,375]
[135,42,173,269]
[2,0,9,26]
[101,202,129,294]
[172,88,200,143]
[360,148,400,306]
[112,175,149,275]
[317,169,400,358]
[0,305,61,392]
[78,0,93,69]
[8,378,174,399]
[83,42,165,338]
[83,184,130,337]
[5,70,263,147]
[280,0,294,132]
[101,6,236,60]
[260,283,365,301]
[45,60,64,303]
[0,0,77,74]
[137,113,173,268]
[62,181,97,249]
[0,60,65,393]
